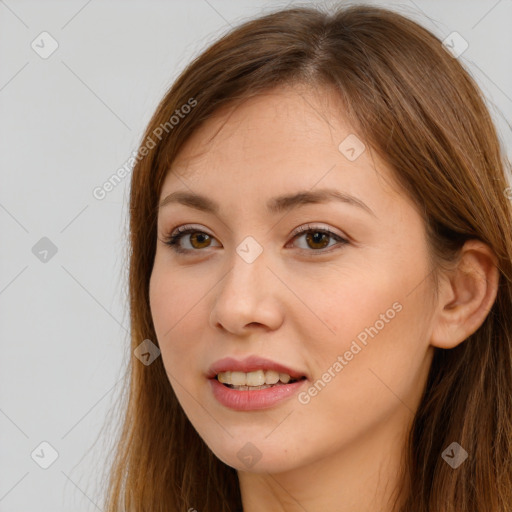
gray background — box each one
[0,0,511,510]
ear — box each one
[430,240,500,349]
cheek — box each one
[298,246,432,396]
[149,258,207,338]
[299,272,432,430]
[295,260,404,358]
[149,265,202,378]
[149,269,209,431]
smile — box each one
[217,369,301,389]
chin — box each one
[204,436,304,474]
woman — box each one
[101,4,512,511]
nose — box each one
[209,245,284,335]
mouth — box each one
[207,356,309,410]
[215,370,307,391]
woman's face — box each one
[149,84,437,473]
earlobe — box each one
[430,240,499,349]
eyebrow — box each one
[158,188,376,217]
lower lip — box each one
[209,377,307,411]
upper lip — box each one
[207,356,308,380]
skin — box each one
[148,83,499,512]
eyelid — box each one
[167,222,346,240]
[290,223,346,239]
[170,223,213,237]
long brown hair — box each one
[100,4,512,511]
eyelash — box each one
[161,224,349,256]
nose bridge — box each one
[210,235,283,332]
[224,235,269,299]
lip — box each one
[207,355,309,411]
[209,377,307,411]
[207,355,307,380]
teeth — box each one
[231,371,246,386]
[217,371,231,384]
[265,370,280,385]
[279,373,290,384]
[246,370,265,386]
[217,370,297,386]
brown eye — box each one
[163,224,348,255]
[163,227,220,254]
[291,225,348,253]
[303,231,331,250]
[188,232,212,249]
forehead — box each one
[167,84,363,179]
[157,84,408,220]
